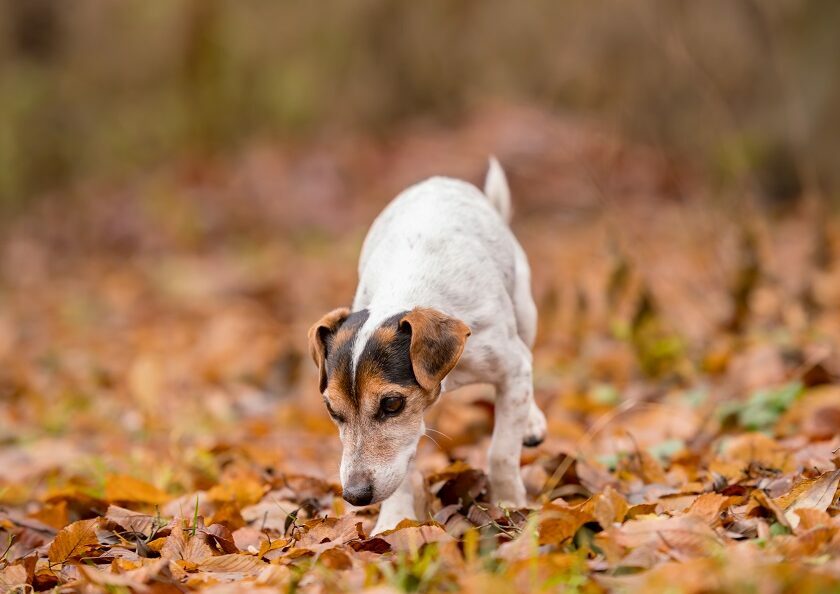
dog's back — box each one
[354,169,518,316]
[352,160,536,390]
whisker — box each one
[424,427,452,440]
[422,432,443,451]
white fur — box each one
[349,161,544,534]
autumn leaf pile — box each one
[2,106,840,593]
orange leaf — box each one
[47,518,99,565]
[539,502,593,545]
[104,474,169,505]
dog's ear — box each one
[399,308,471,392]
[308,307,351,393]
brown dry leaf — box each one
[778,385,840,439]
[718,433,791,472]
[379,521,453,553]
[202,523,239,554]
[749,490,791,529]
[105,504,158,536]
[160,524,213,564]
[77,558,170,588]
[588,486,629,529]
[255,564,293,587]
[298,516,360,548]
[685,493,731,527]
[257,537,290,559]
[772,469,840,528]
[0,564,28,589]
[599,557,721,594]
[104,474,170,505]
[317,547,353,570]
[794,508,831,531]
[47,518,99,565]
[617,450,668,485]
[597,514,722,567]
[538,501,593,545]
[207,478,267,507]
[199,553,267,575]
[29,501,68,531]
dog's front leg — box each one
[371,459,421,535]
[488,346,532,507]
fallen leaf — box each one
[772,469,840,528]
[161,524,213,564]
[538,502,593,545]
[47,518,99,565]
[199,553,267,574]
[685,493,731,527]
[0,564,28,589]
[317,546,353,570]
[104,474,170,505]
[379,521,453,553]
[105,505,158,536]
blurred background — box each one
[1,0,839,210]
[2,0,840,504]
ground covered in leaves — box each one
[3,106,840,593]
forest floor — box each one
[2,105,840,593]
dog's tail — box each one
[483,156,512,224]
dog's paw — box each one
[523,402,547,447]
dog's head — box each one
[308,307,470,506]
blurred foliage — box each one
[1,0,839,211]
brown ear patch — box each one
[308,307,364,393]
[399,308,471,392]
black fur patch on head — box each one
[355,311,417,398]
[324,309,369,401]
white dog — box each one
[308,158,545,533]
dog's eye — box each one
[324,400,345,423]
[378,395,405,418]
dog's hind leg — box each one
[512,243,537,349]
[523,401,547,447]
[511,244,546,448]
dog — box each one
[307,158,546,533]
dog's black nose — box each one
[343,481,374,506]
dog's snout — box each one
[342,474,374,506]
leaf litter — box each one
[2,105,840,592]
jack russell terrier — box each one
[308,159,545,533]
